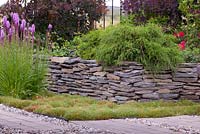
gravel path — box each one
[0,104,115,134]
[1,104,200,134]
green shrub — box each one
[183,48,200,63]
[77,23,183,72]
[0,43,48,99]
[77,30,103,60]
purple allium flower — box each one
[48,24,53,31]
[12,13,20,28]
[2,16,7,28]
[20,19,26,31]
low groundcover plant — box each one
[0,13,49,99]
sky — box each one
[0,0,120,7]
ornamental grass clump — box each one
[0,13,49,99]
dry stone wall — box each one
[48,57,200,103]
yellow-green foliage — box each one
[77,23,183,72]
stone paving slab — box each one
[73,119,181,134]
[0,109,66,131]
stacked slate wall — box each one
[48,57,200,103]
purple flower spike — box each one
[0,29,5,42]
[6,21,10,30]
[31,24,35,33]
[28,27,32,33]
[12,13,20,28]
[20,19,26,31]
[8,28,13,36]
[8,28,13,42]
[2,16,7,28]
[48,24,53,31]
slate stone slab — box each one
[159,94,179,99]
[173,72,198,78]
[64,57,81,64]
[48,57,200,103]
[115,96,129,101]
[134,82,156,88]
[142,93,160,100]
[173,77,198,83]
[107,74,120,81]
[114,70,144,78]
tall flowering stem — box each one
[0,13,37,47]
[12,13,20,40]
[46,24,53,50]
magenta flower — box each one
[48,24,53,31]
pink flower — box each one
[173,31,185,38]
[178,31,185,37]
[178,41,186,50]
